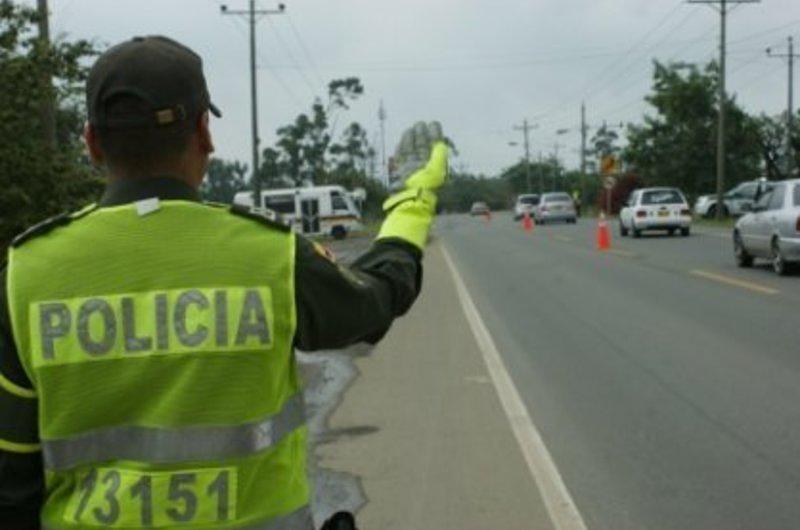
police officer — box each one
[0,36,447,529]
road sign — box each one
[603,176,616,190]
[600,155,619,175]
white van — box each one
[233,185,363,240]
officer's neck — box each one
[100,175,201,207]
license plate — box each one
[658,211,669,217]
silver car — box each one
[695,179,773,218]
[733,179,800,275]
[534,192,577,224]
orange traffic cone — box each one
[522,211,534,232]
[596,215,611,251]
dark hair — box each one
[95,95,196,172]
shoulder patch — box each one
[11,205,97,248]
[229,203,291,232]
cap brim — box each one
[209,102,222,118]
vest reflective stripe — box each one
[41,504,315,530]
[43,392,305,471]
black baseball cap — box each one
[87,35,221,130]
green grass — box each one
[693,216,736,230]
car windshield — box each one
[641,190,684,205]
[545,194,572,203]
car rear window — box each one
[519,196,539,205]
[545,193,571,203]
[641,190,684,205]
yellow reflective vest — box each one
[7,201,312,530]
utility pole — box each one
[767,36,798,177]
[513,119,538,193]
[378,100,388,187]
[689,0,760,220]
[537,151,544,193]
[36,0,56,149]
[221,1,286,205]
[552,142,565,191]
[580,102,588,203]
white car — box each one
[619,187,692,237]
[513,194,540,221]
[534,192,577,224]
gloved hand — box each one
[392,121,448,191]
[377,121,449,250]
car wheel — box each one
[734,231,753,268]
[772,238,791,276]
[680,227,690,237]
[668,228,676,236]
[632,225,641,238]
[708,204,730,218]
[619,222,629,237]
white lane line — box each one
[441,246,588,530]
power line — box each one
[534,2,695,126]
[256,49,305,107]
[264,14,318,96]
[727,18,800,46]
[286,13,326,86]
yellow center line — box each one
[689,269,779,295]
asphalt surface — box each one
[316,243,555,530]
[439,212,800,530]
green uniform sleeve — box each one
[293,235,422,351]
[0,266,44,528]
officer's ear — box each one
[83,122,105,166]
[197,111,215,157]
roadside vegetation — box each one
[3,1,798,251]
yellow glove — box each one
[377,121,449,250]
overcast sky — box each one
[32,0,800,177]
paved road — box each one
[316,243,555,530]
[440,213,800,530]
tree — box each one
[201,158,248,203]
[750,112,800,180]
[271,78,366,187]
[0,1,103,251]
[438,172,512,213]
[330,122,370,173]
[624,61,762,198]
[590,124,620,161]
[275,117,306,186]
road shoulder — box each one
[314,242,556,530]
